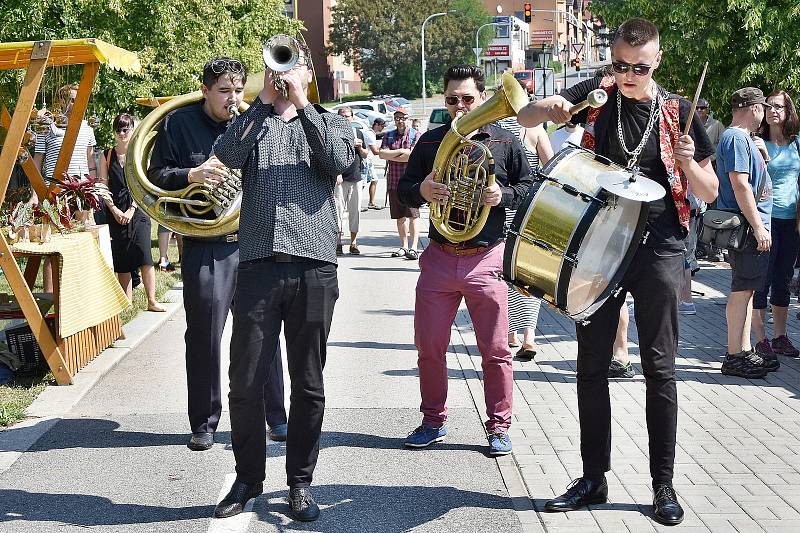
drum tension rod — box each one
[535,174,607,207]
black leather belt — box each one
[185,233,238,243]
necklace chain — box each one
[616,82,661,169]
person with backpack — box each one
[336,107,370,254]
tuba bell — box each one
[125,34,319,238]
[430,71,530,242]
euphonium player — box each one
[212,42,354,521]
[397,65,531,456]
[147,58,288,456]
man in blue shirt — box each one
[714,87,777,378]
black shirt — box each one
[148,101,230,191]
[398,123,532,247]
[563,78,715,250]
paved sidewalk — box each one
[1,205,799,532]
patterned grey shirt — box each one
[214,98,355,263]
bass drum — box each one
[504,145,648,321]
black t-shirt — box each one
[562,78,715,250]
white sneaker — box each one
[678,302,696,315]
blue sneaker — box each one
[404,424,448,448]
[487,431,512,456]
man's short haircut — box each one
[337,106,352,115]
[443,64,485,93]
[202,56,248,89]
[613,18,660,47]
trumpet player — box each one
[212,40,354,521]
[397,64,531,457]
[147,57,287,459]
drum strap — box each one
[581,76,691,235]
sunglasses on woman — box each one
[444,95,476,105]
[611,61,654,76]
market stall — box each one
[0,39,141,385]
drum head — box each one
[563,195,646,318]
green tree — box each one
[592,0,800,122]
[328,0,491,98]
[0,0,297,146]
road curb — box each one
[0,284,184,475]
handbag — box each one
[698,139,765,252]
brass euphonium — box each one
[430,71,530,242]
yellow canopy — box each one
[0,38,141,74]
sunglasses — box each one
[209,58,245,75]
[115,127,131,134]
[339,113,352,117]
[696,106,709,110]
[444,95,476,105]
[394,116,408,121]
[611,60,654,76]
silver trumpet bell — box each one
[263,34,301,98]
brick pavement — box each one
[453,258,800,533]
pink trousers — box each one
[414,242,513,432]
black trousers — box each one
[182,239,286,434]
[576,245,683,486]
[229,259,338,488]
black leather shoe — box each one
[268,424,288,442]
[214,480,263,518]
[653,484,684,525]
[544,477,608,512]
[187,432,213,451]
[288,487,320,522]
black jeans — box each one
[576,245,683,486]
[182,239,286,433]
[229,259,338,488]
[754,217,800,309]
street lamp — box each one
[422,10,457,119]
[475,22,507,80]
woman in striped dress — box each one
[498,117,553,360]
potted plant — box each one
[30,199,66,243]
[53,173,111,226]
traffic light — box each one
[574,56,582,71]
[524,2,532,23]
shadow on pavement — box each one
[253,484,516,533]
[328,340,417,351]
[0,489,214,526]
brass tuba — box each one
[126,34,319,237]
[430,71,530,242]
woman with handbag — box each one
[751,91,800,359]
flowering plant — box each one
[54,173,112,215]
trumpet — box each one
[263,34,302,99]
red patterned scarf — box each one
[580,76,690,232]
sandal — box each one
[404,249,419,260]
[516,347,537,361]
[391,248,407,258]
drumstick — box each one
[683,61,709,136]
[569,89,608,115]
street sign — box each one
[571,43,585,56]
[533,68,556,99]
[473,47,482,57]
[531,29,554,43]
[486,45,510,57]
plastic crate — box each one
[4,318,56,374]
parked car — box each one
[428,107,451,130]
[330,100,391,117]
[513,70,535,95]
[353,110,396,139]
[384,96,413,115]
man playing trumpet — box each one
[518,18,718,525]
[212,40,355,522]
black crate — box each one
[5,319,56,374]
